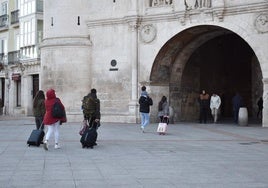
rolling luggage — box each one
[157,122,167,135]
[27,129,45,147]
[157,117,169,135]
[80,127,98,149]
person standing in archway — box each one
[210,93,221,123]
[232,92,243,124]
[198,90,210,124]
[257,97,263,118]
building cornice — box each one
[86,2,268,27]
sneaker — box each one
[43,141,48,151]
[54,144,60,149]
[141,126,145,133]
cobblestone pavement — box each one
[0,117,268,188]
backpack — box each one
[52,99,65,118]
[82,96,97,117]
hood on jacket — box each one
[141,91,148,97]
[46,89,56,100]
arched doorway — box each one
[151,25,263,123]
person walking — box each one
[139,86,153,133]
[198,90,210,123]
[210,93,221,123]
[32,90,46,130]
[158,96,169,123]
[82,88,101,130]
[43,89,66,150]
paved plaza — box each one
[0,117,268,188]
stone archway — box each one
[151,25,263,123]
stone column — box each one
[262,78,268,127]
[128,20,139,123]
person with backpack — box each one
[81,88,100,148]
[82,88,100,130]
[43,89,66,150]
[139,86,153,133]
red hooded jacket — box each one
[43,89,67,125]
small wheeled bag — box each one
[27,128,45,147]
[157,117,169,135]
[80,127,98,149]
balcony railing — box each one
[150,0,173,7]
[8,51,20,65]
[0,14,8,28]
[11,10,19,25]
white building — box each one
[0,0,43,116]
[1,0,268,126]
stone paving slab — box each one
[0,117,268,188]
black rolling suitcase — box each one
[27,129,45,147]
[80,127,97,149]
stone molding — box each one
[86,2,268,28]
[40,36,92,48]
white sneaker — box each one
[141,126,145,133]
[43,141,48,151]
[54,144,60,149]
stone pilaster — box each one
[128,19,140,123]
[262,78,268,127]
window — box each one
[20,0,35,16]
[16,34,20,51]
[21,19,35,47]
[1,2,7,15]
[0,38,7,54]
[16,80,21,107]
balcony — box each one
[0,14,8,29]
[11,10,19,25]
[8,51,20,65]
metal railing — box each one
[11,10,19,25]
[8,51,20,65]
[150,0,173,7]
[0,14,8,28]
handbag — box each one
[79,120,89,136]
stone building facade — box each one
[2,0,268,126]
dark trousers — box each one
[200,107,208,123]
[233,108,239,123]
[85,116,98,129]
[257,108,263,118]
[35,116,44,130]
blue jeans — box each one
[140,112,150,128]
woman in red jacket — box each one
[43,89,66,150]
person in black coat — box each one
[139,86,153,132]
